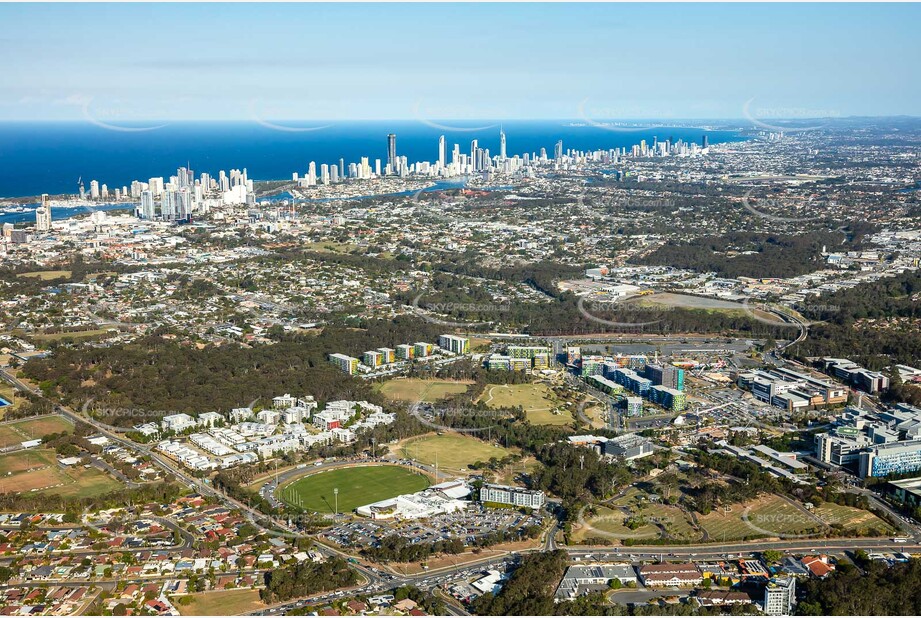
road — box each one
[566,536,921,561]
[563,371,622,429]
[0,367,387,591]
[759,305,809,351]
[5,365,919,616]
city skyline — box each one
[3,4,921,618]
[1,3,920,122]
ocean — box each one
[0,120,748,212]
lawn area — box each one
[397,432,516,474]
[0,466,68,494]
[0,426,22,449]
[303,241,359,254]
[0,415,73,447]
[491,455,543,486]
[0,449,122,497]
[279,464,430,514]
[813,502,894,534]
[480,383,573,426]
[572,505,660,543]
[628,293,785,324]
[633,503,700,541]
[16,270,72,280]
[611,486,649,508]
[377,378,472,402]
[30,329,111,342]
[580,399,609,429]
[469,337,493,352]
[0,448,58,475]
[175,589,265,616]
[39,465,122,499]
[9,415,74,439]
[698,494,824,541]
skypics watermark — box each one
[742,97,840,133]
[740,188,820,224]
[79,397,260,423]
[67,94,169,133]
[81,397,179,421]
[411,101,500,133]
[740,299,839,338]
[410,291,510,328]
[573,183,677,217]
[574,504,684,542]
[248,98,333,133]
[407,401,504,434]
[608,197,677,210]
[577,296,670,329]
[740,297,806,331]
[576,99,676,133]
[740,505,829,540]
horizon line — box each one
[2,115,920,124]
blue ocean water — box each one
[0,120,747,199]
[0,202,131,226]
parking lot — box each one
[323,505,545,550]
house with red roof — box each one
[801,555,835,578]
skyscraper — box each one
[554,140,563,161]
[387,133,397,174]
[35,194,51,232]
[499,127,507,160]
[702,134,709,149]
[149,177,165,197]
[175,188,192,221]
[470,139,478,171]
[438,135,446,168]
[161,189,176,220]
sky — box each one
[1,2,919,122]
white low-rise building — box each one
[356,481,471,520]
[198,411,224,428]
[230,407,254,423]
[162,413,196,433]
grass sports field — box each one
[397,432,515,474]
[42,465,122,498]
[480,383,573,426]
[0,448,58,475]
[0,448,121,497]
[377,378,472,402]
[0,426,22,449]
[0,415,74,449]
[279,465,430,513]
[303,241,359,254]
[175,589,264,616]
[16,270,72,280]
[30,329,112,342]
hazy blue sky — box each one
[1,3,919,121]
